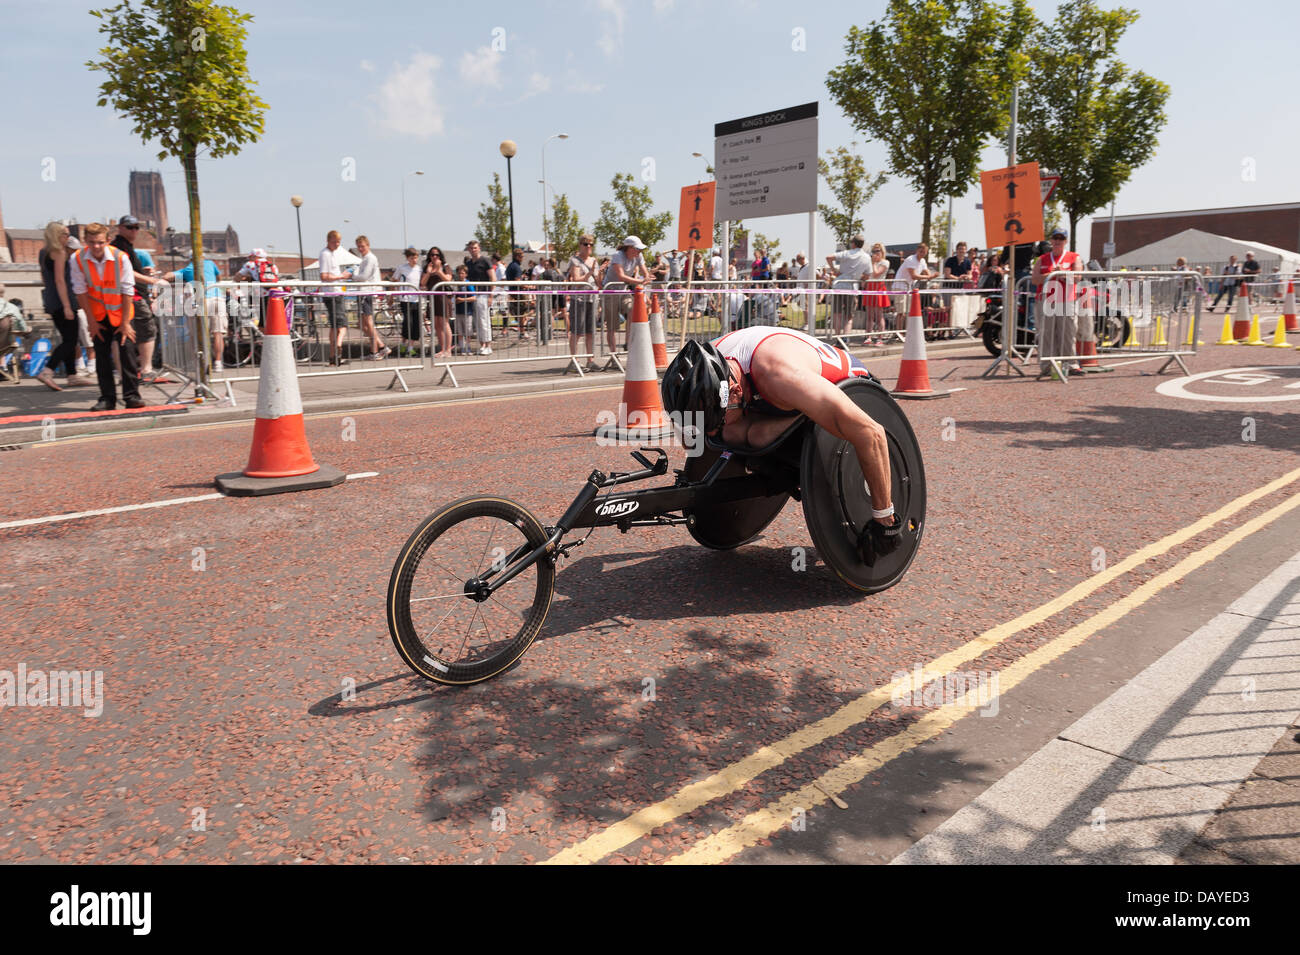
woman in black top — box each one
[38,221,93,388]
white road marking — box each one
[1157,365,1300,403]
[2,471,380,530]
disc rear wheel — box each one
[387,497,555,685]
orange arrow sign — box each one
[980,162,1044,250]
[678,182,716,251]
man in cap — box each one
[1030,226,1084,379]
[601,235,650,354]
[112,214,169,381]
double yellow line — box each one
[545,464,1300,865]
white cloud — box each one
[359,59,375,72]
[652,0,675,12]
[595,0,625,58]
[459,45,503,89]
[374,53,445,139]
[526,72,551,97]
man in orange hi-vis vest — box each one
[70,222,144,411]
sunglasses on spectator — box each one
[122,225,140,231]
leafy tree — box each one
[753,232,782,265]
[475,172,512,258]
[927,209,952,260]
[1017,0,1169,251]
[817,144,888,247]
[593,173,673,251]
[548,192,584,264]
[826,0,1034,243]
[89,0,266,377]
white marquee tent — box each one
[1112,227,1300,274]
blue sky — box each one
[2,0,1296,261]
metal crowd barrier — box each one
[1014,270,1203,381]
[186,280,424,405]
[426,281,601,386]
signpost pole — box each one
[1106,200,1116,270]
[807,211,816,335]
[722,220,730,332]
[983,82,1025,377]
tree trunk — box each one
[920,197,932,254]
[1068,211,1079,254]
[184,145,210,386]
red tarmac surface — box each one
[2,343,1298,864]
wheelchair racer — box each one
[661,326,902,563]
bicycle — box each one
[386,377,926,686]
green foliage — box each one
[593,173,673,251]
[753,233,781,265]
[1017,0,1169,250]
[88,0,266,377]
[826,0,1035,242]
[928,209,952,259]
[817,145,887,247]
[548,193,584,264]
[475,172,512,258]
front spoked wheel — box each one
[387,497,555,685]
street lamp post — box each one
[165,226,176,270]
[402,169,424,249]
[541,133,569,256]
[290,195,306,280]
[500,140,517,251]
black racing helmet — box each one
[661,339,730,435]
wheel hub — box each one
[463,578,492,602]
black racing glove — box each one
[858,517,903,566]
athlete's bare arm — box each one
[745,338,894,519]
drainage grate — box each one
[0,445,22,452]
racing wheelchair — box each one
[387,376,926,685]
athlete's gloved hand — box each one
[858,517,902,566]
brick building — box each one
[129,170,170,236]
[1090,201,1300,262]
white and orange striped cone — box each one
[649,293,668,371]
[1077,339,1101,367]
[1232,295,1251,341]
[892,290,950,400]
[1284,282,1298,333]
[215,297,346,496]
[593,287,676,441]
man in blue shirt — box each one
[164,256,228,372]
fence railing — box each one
[1012,270,1202,380]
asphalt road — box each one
[2,342,1298,864]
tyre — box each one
[683,446,792,549]
[799,379,926,593]
[981,318,1003,356]
[387,497,555,685]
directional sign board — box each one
[980,161,1044,249]
[678,182,716,251]
[714,102,818,220]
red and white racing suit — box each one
[713,326,870,414]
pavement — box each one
[2,330,1299,865]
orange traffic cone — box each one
[1077,339,1101,367]
[649,293,668,370]
[1232,296,1251,340]
[892,290,950,400]
[216,295,345,496]
[1284,282,1298,333]
[593,287,675,441]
